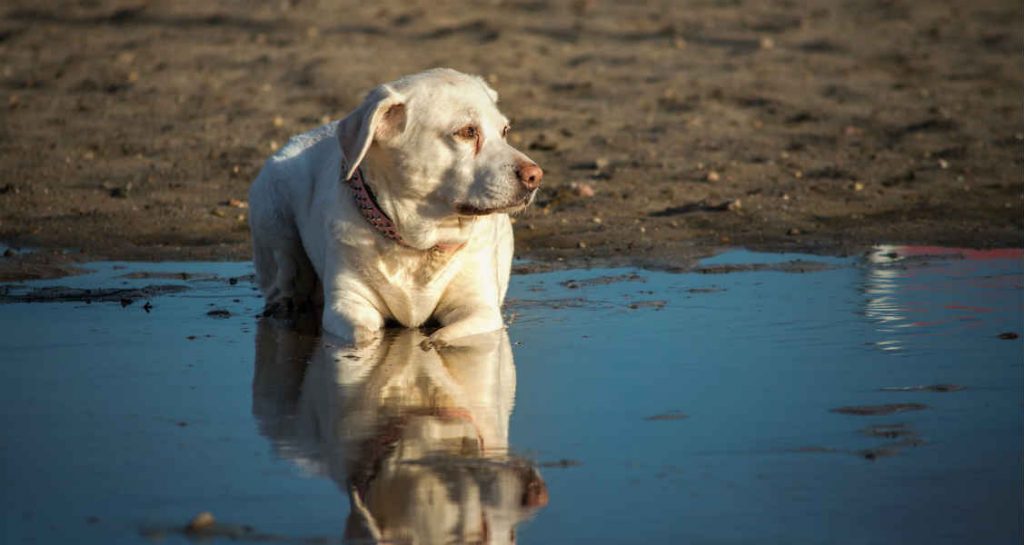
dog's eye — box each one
[455,125,478,140]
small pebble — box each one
[186,512,215,533]
[706,170,721,182]
[787,227,801,236]
[571,182,595,198]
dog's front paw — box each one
[420,336,450,352]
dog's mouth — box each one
[455,191,536,217]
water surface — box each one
[1,247,1021,544]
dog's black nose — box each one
[516,162,544,190]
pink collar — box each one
[344,166,408,246]
[343,166,466,254]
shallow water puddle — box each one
[1,247,1021,544]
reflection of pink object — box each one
[864,245,1022,350]
[944,305,992,313]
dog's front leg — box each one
[321,284,385,347]
[425,303,504,350]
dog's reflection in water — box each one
[253,318,548,544]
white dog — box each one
[249,68,543,346]
[251,322,548,544]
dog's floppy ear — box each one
[337,84,407,181]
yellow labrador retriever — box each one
[249,69,543,347]
[252,322,548,543]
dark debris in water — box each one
[686,286,725,293]
[694,260,835,274]
[859,446,901,461]
[997,332,1019,340]
[831,403,927,416]
[790,446,839,453]
[560,272,644,289]
[119,271,218,281]
[0,284,187,304]
[206,309,232,318]
[505,297,613,311]
[643,410,688,421]
[859,437,926,461]
[539,458,583,468]
[879,384,965,393]
[628,300,667,310]
[861,423,917,439]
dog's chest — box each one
[372,251,460,326]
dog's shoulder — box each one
[271,122,339,164]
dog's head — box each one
[338,68,543,223]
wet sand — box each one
[1,0,1021,279]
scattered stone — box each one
[185,512,215,533]
[830,403,927,416]
[759,36,775,49]
[787,227,801,236]
[272,115,284,128]
[210,208,226,217]
[528,134,557,151]
[222,199,248,208]
[852,182,865,191]
[577,241,587,249]
[706,170,721,182]
[570,181,595,197]
[109,184,131,198]
[650,199,738,216]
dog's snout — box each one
[516,162,543,190]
